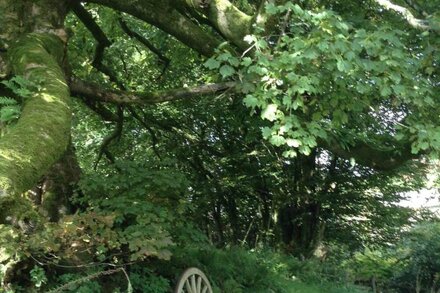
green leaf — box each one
[261,104,278,121]
[261,127,272,138]
[282,95,292,107]
[243,94,258,108]
[286,138,301,147]
[219,65,235,78]
[380,86,392,97]
[204,58,221,69]
[240,81,255,93]
[265,3,278,15]
[336,58,351,72]
[241,57,253,67]
[270,135,286,146]
[299,145,311,155]
[419,141,430,151]
[282,150,297,158]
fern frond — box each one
[0,96,19,106]
[0,105,20,122]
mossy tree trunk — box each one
[0,0,71,224]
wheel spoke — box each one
[191,275,197,292]
[196,276,202,292]
[185,279,194,293]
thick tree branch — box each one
[70,78,236,104]
[70,2,111,48]
[80,97,118,121]
[71,2,126,88]
[0,34,71,196]
[403,0,428,17]
[319,137,417,171]
[71,3,131,168]
[374,0,438,31]
[176,0,253,50]
[82,0,222,56]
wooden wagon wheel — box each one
[174,267,213,293]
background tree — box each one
[0,0,438,291]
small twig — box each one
[47,267,129,293]
[240,217,256,246]
[277,8,292,46]
[78,96,118,122]
[127,106,162,159]
[119,17,170,79]
[241,43,256,58]
[94,106,124,169]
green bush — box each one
[391,222,440,292]
[151,245,368,293]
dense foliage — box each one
[0,0,439,292]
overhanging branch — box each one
[70,78,237,104]
[318,136,417,171]
[176,0,253,50]
[403,0,428,17]
[71,2,126,88]
[83,0,222,56]
[374,0,438,32]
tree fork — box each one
[70,2,126,89]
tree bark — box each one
[83,0,223,56]
[0,0,71,222]
[70,78,236,104]
[29,144,81,222]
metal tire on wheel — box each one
[174,267,213,293]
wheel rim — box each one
[174,267,213,293]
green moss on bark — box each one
[86,0,221,56]
[0,33,71,197]
[207,0,252,50]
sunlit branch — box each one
[176,0,253,50]
[374,0,437,31]
[403,0,429,17]
[70,78,237,104]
